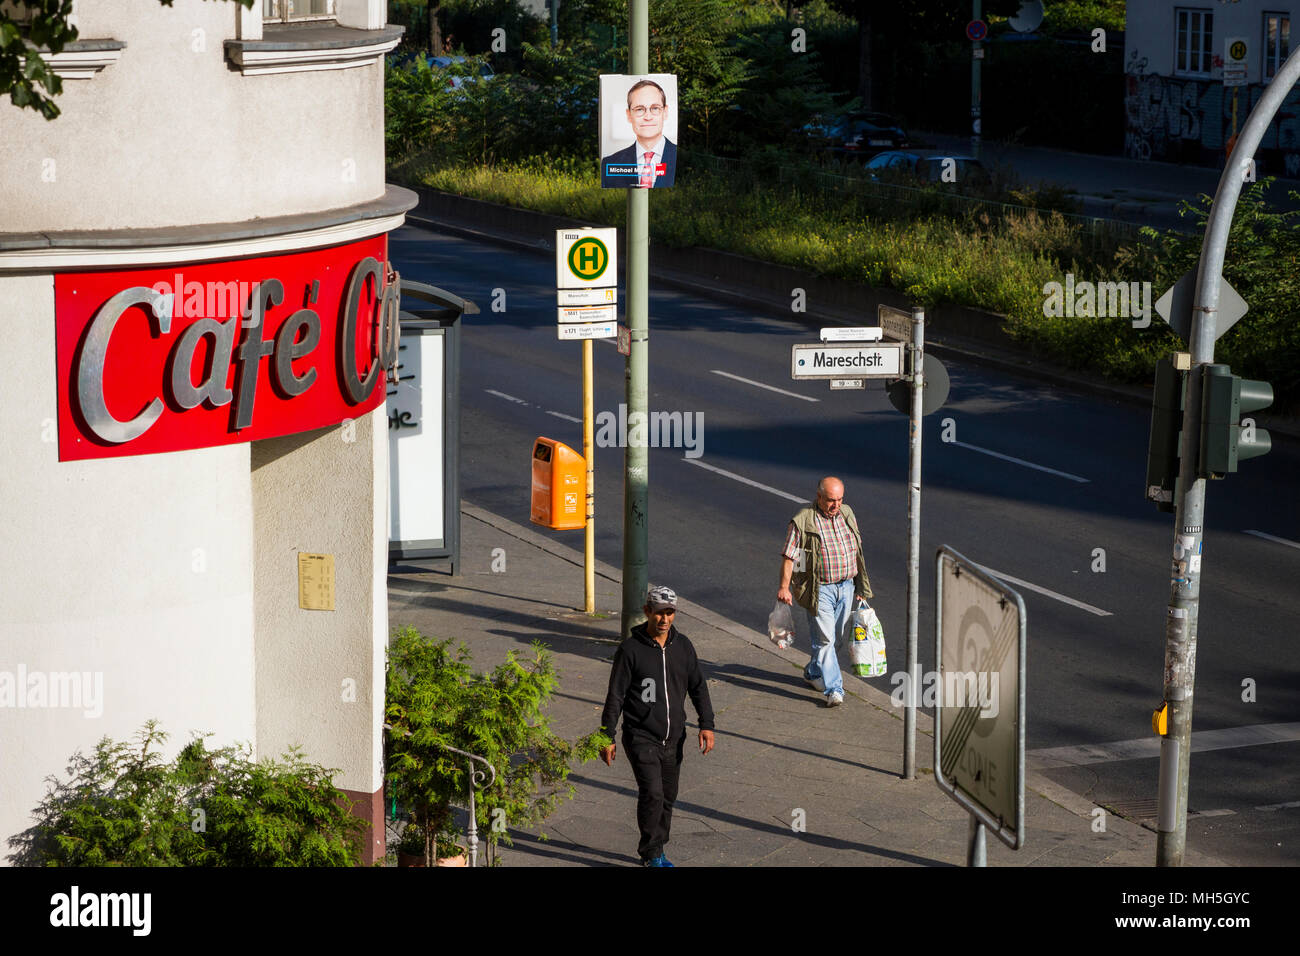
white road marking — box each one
[1244,530,1300,550]
[977,566,1112,617]
[1258,800,1300,812]
[485,389,528,404]
[683,459,806,503]
[711,370,820,402]
[546,411,582,423]
[950,440,1089,483]
[1029,722,1300,769]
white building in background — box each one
[1125,0,1300,171]
[0,0,415,865]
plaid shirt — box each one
[783,508,858,584]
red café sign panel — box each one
[55,236,399,461]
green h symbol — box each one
[570,239,607,279]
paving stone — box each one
[384,507,1229,869]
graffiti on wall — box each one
[1124,71,1214,160]
[1125,47,1300,173]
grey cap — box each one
[646,584,677,610]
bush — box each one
[385,627,607,866]
[7,721,367,866]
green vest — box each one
[788,502,872,615]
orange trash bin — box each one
[530,438,586,530]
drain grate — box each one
[1103,798,1159,821]
[1101,799,1231,822]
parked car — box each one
[863,150,989,185]
[806,111,910,159]
[390,53,495,91]
[429,55,495,91]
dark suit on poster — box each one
[600,139,677,188]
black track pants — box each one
[624,732,686,861]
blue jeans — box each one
[804,578,853,697]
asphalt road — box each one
[917,128,1300,234]
[390,221,1300,866]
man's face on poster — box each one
[626,84,666,147]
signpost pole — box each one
[583,338,595,613]
[903,306,924,780]
[621,0,650,638]
[967,818,986,867]
[1155,40,1300,868]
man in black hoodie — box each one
[600,585,715,867]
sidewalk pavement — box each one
[387,503,1227,868]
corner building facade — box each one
[0,0,415,864]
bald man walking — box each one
[777,477,873,706]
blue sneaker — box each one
[803,669,825,693]
[641,853,675,867]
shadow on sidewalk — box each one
[568,774,956,867]
[712,726,896,779]
[500,833,638,867]
[704,661,820,704]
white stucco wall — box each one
[248,404,388,797]
[0,272,257,856]
[0,0,387,233]
[1126,1,1300,84]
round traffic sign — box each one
[1229,39,1247,61]
[887,354,951,416]
[568,237,610,281]
[966,19,988,42]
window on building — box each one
[1265,12,1291,80]
[263,0,335,22]
[1175,8,1214,75]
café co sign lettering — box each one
[55,237,400,461]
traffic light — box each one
[1199,364,1273,477]
[1145,357,1186,512]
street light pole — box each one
[903,306,924,780]
[621,0,650,638]
[971,0,982,159]
[1155,41,1300,867]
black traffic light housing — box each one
[1145,357,1185,512]
[1198,364,1273,477]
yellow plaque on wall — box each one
[298,552,335,611]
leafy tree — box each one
[385,627,607,866]
[7,721,367,866]
[721,23,837,156]
[1116,181,1300,409]
[648,0,753,152]
[824,0,1020,108]
[2,0,252,120]
[557,0,623,37]
[386,38,605,166]
[389,0,446,55]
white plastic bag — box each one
[767,601,796,649]
[849,600,887,677]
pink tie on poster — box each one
[639,150,654,188]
